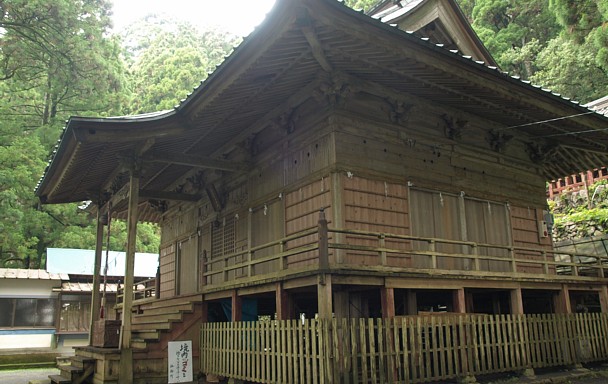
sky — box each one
[110,0,277,36]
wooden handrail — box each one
[199,223,608,288]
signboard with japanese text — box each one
[168,340,193,383]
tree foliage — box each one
[460,0,608,103]
[125,20,239,114]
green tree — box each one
[344,0,379,12]
[126,20,239,114]
[531,36,608,103]
[469,0,560,77]
[0,0,127,145]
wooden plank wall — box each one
[159,243,176,298]
[284,177,332,268]
[511,206,553,274]
[333,110,547,208]
[160,206,199,295]
[342,175,410,267]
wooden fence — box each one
[200,313,608,383]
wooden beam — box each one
[73,119,185,144]
[140,190,201,202]
[142,150,249,173]
[301,25,333,72]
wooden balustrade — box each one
[199,225,608,287]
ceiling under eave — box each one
[36,0,608,215]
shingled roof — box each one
[36,0,608,220]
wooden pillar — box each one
[381,287,395,318]
[406,289,417,315]
[453,288,466,314]
[317,274,333,319]
[88,207,104,345]
[275,283,291,320]
[510,288,525,315]
[119,169,139,384]
[333,290,349,319]
[331,172,345,264]
[600,286,608,313]
[555,286,572,314]
[232,290,242,322]
[318,209,329,271]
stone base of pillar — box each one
[206,373,220,383]
[457,374,477,383]
[568,363,589,372]
[520,368,536,378]
[227,378,244,384]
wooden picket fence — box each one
[200,313,608,383]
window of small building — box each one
[0,298,57,327]
[59,295,91,332]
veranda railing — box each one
[201,313,608,384]
[200,221,608,286]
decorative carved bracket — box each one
[442,114,467,141]
[186,171,206,193]
[313,73,353,108]
[487,130,513,153]
[387,99,414,125]
[268,108,300,136]
[149,200,168,213]
[526,141,559,164]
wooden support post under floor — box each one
[452,288,466,313]
[275,282,292,320]
[231,290,242,322]
[510,287,524,315]
[381,287,395,318]
[317,274,333,319]
[600,286,608,313]
[555,285,572,314]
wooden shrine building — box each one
[36,0,608,382]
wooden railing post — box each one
[155,265,160,299]
[510,247,517,273]
[542,251,550,275]
[471,244,480,271]
[379,234,387,266]
[280,240,287,270]
[429,240,437,269]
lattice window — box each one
[211,216,236,258]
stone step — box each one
[70,355,96,369]
[59,364,83,381]
[48,374,71,384]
